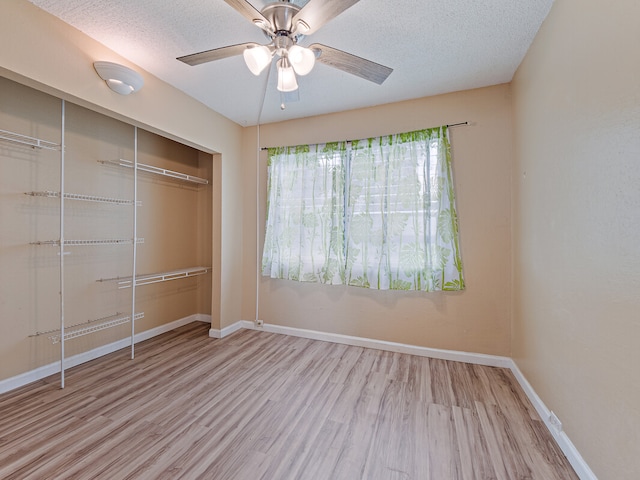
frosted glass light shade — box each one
[243,45,272,75]
[105,79,134,95]
[277,58,298,92]
[94,61,144,95]
[288,45,315,76]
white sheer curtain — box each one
[262,142,346,284]
[345,127,464,291]
[262,127,464,291]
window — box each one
[262,127,464,291]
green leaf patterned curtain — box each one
[345,127,464,291]
[262,142,347,284]
[262,127,465,292]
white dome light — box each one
[93,61,144,95]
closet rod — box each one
[30,312,144,343]
[98,159,209,185]
[0,128,61,150]
[97,266,211,289]
[25,191,139,205]
[31,238,144,246]
[259,122,469,150]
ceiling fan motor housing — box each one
[261,1,302,38]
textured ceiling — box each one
[28,0,554,126]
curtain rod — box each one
[259,121,469,150]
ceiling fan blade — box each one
[177,43,257,66]
[310,44,393,85]
[292,0,360,35]
[223,0,272,33]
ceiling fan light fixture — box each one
[277,57,298,92]
[288,45,315,76]
[243,45,272,75]
[177,0,394,110]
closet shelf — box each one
[31,238,144,246]
[99,159,209,185]
[0,128,60,151]
[97,266,210,288]
[25,191,140,206]
[30,312,144,344]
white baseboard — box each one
[0,313,211,395]
[0,363,61,395]
[509,362,597,480]
[193,313,212,324]
[238,319,513,367]
[209,319,243,339]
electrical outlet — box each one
[255,319,264,327]
[548,411,563,432]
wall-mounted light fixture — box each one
[93,61,144,95]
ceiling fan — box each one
[177,0,393,94]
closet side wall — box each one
[135,129,213,331]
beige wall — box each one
[0,0,245,333]
[512,0,640,478]
[242,85,514,356]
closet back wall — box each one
[0,77,212,381]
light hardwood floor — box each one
[0,322,578,479]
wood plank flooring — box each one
[0,322,578,479]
